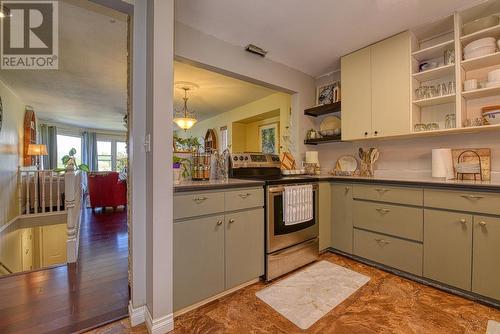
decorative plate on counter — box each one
[332,155,358,176]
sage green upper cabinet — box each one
[423,209,472,290]
[174,215,225,311]
[472,215,500,300]
[225,209,264,289]
[341,31,411,140]
[341,47,372,141]
[331,183,353,253]
[371,31,411,138]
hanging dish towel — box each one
[283,184,313,225]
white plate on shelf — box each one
[320,116,341,135]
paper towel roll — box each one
[305,151,319,164]
[432,148,454,179]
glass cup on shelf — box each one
[447,81,455,94]
[430,85,440,98]
[440,83,448,96]
[414,123,427,132]
[445,114,456,129]
[427,123,440,131]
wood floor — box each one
[88,252,500,334]
[0,208,129,334]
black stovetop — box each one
[232,174,319,186]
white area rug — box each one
[256,260,370,330]
[487,320,500,334]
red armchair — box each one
[87,172,127,211]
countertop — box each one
[316,174,500,191]
[174,178,265,193]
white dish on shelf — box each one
[485,81,500,88]
[464,79,478,91]
[464,46,496,60]
[488,69,500,82]
[464,37,496,53]
[463,16,499,36]
[320,116,340,135]
[483,110,500,125]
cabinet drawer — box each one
[354,229,422,276]
[424,188,500,215]
[353,184,422,206]
[353,201,423,241]
[174,191,225,220]
[225,188,263,211]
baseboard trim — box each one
[128,301,145,327]
[145,307,174,334]
[174,277,261,317]
[328,248,500,309]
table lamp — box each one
[27,144,48,170]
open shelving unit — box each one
[408,0,500,135]
[410,14,457,133]
[458,0,500,128]
[303,101,342,145]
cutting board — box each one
[452,148,491,181]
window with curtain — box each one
[56,134,82,168]
[97,139,128,172]
[220,126,228,151]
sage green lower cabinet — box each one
[331,183,353,253]
[174,187,265,311]
[423,209,472,290]
[353,228,422,275]
[472,215,500,300]
[225,208,264,289]
[318,182,332,251]
[174,215,225,311]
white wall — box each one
[317,131,500,181]
[0,80,25,228]
[174,21,317,159]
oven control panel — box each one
[230,153,280,168]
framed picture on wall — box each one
[259,122,279,154]
[316,81,341,106]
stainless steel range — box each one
[230,152,319,281]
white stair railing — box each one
[18,168,65,215]
[65,168,82,263]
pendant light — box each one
[173,86,197,131]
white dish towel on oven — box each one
[283,184,313,225]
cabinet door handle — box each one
[459,218,467,225]
[375,238,390,245]
[238,193,251,199]
[374,131,379,136]
[364,132,368,136]
[479,221,487,227]
[460,194,484,200]
[375,208,391,214]
[375,188,390,193]
[193,196,208,203]
[216,220,223,226]
[228,219,235,224]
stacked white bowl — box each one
[486,69,500,88]
[463,37,496,60]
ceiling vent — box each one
[245,44,267,57]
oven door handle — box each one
[268,184,319,193]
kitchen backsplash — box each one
[316,131,500,182]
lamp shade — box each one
[27,144,48,156]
